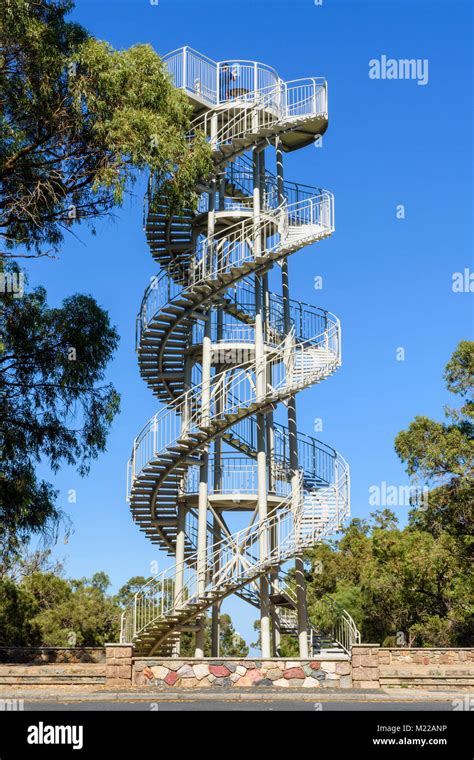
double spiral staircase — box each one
[121,48,357,657]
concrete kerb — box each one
[0,687,465,703]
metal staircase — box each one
[122,47,352,658]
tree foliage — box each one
[0,569,119,646]
[1,0,213,563]
[394,340,473,483]
[0,561,249,652]
[0,266,120,566]
[295,343,473,649]
[0,0,212,257]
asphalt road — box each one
[22,700,454,711]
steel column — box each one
[277,137,309,658]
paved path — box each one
[19,699,455,711]
[0,687,463,709]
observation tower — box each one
[121,48,353,658]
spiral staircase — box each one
[121,48,354,658]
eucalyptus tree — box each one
[0,0,212,564]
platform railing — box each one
[276,585,360,655]
[163,47,328,124]
[136,193,333,350]
[282,78,328,119]
[163,46,218,103]
[128,322,341,495]
[182,454,292,498]
[192,77,327,154]
[226,153,323,209]
[162,47,280,106]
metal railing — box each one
[188,297,332,353]
[182,453,292,498]
[163,47,218,103]
[121,470,350,644]
[162,47,280,106]
[137,192,334,350]
[191,77,326,155]
[128,323,341,499]
[162,47,327,124]
[225,152,323,209]
[275,586,360,655]
[325,596,361,654]
[282,78,327,120]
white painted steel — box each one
[123,47,350,654]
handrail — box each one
[190,75,327,156]
[162,47,328,116]
[128,323,341,492]
[162,46,216,65]
[162,47,282,106]
[125,47,347,655]
[121,459,350,644]
[267,579,360,655]
[138,192,334,348]
[122,470,348,644]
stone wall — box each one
[378,648,474,690]
[0,647,107,686]
[4,644,468,690]
[132,656,351,689]
[105,644,134,689]
[351,644,380,689]
[0,664,106,686]
[352,645,474,690]
[0,647,105,664]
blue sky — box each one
[26,0,472,649]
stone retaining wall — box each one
[351,644,380,689]
[0,647,105,664]
[0,664,105,685]
[379,647,474,690]
[3,644,470,690]
[132,656,351,689]
[352,645,474,690]
[0,648,107,686]
[105,644,134,689]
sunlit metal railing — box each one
[181,454,292,498]
[162,47,280,106]
[275,585,360,655]
[125,47,348,655]
[128,322,341,497]
[225,152,323,209]
[163,47,218,103]
[121,470,348,644]
[137,192,334,350]
[191,77,326,157]
[162,47,327,124]
[324,595,361,654]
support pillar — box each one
[210,189,223,656]
[253,146,271,659]
[277,138,309,658]
[172,502,187,657]
[211,437,222,657]
[195,181,215,658]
